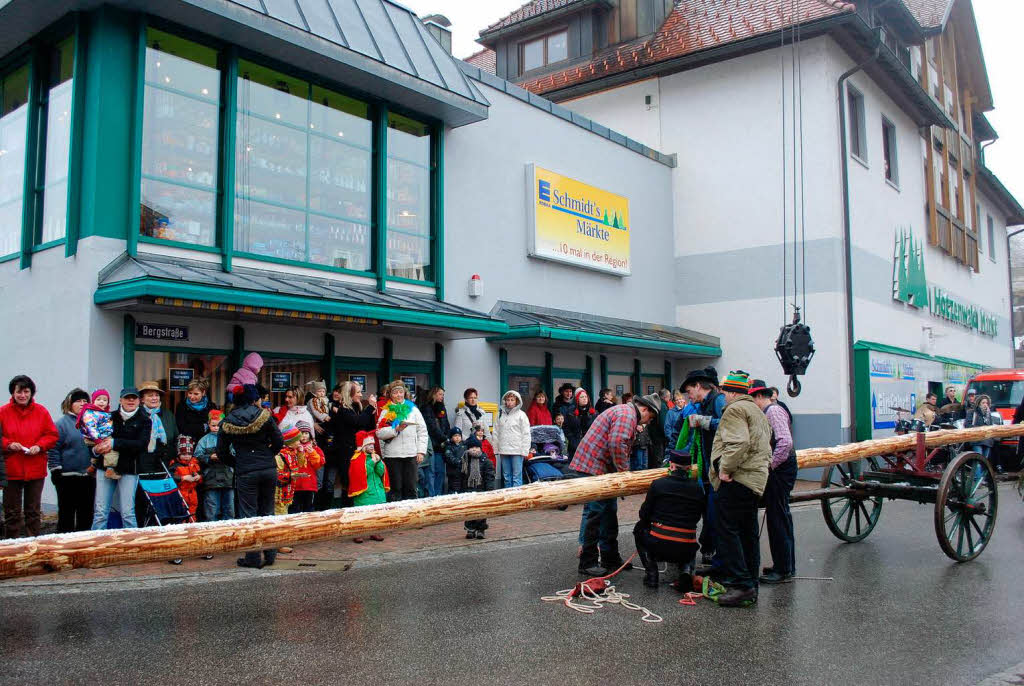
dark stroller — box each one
[139,465,196,527]
[524,425,576,484]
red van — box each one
[963,369,1024,470]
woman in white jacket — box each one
[494,390,532,488]
[375,380,429,501]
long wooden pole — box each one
[1,424,1021,580]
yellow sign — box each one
[526,164,631,276]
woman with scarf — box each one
[175,378,217,444]
[328,381,377,506]
[562,388,597,458]
[375,380,428,502]
[420,386,450,496]
[91,387,152,529]
[453,388,487,440]
[134,381,179,525]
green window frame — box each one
[0,21,81,268]
[129,20,442,293]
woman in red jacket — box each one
[526,390,553,427]
[1,375,58,538]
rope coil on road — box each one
[541,584,663,623]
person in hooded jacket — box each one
[217,384,285,569]
[493,390,532,488]
[226,353,264,407]
[175,378,217,444]
[420,386,451,496]
[1,375,59,537]
[48,388,95,532]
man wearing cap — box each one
[709,371,771,607]
[681,366,725,564]
[570,393,661,576]
[91,388,152,530]
[633,450,706,589]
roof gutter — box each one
[486,326,722,357]
[838,41,881,443]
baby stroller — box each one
[524,425,576,484]
[139,465,196,527]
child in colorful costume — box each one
[77,389,119,479]
[169,435,203,518]
[290,420,325,513]
[348,430,388,542]
[275,427,303,515]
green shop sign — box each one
[892,228,997,337]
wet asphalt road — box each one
[1,485,1022,686]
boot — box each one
[637,549,659,588]
[671,560,695,592]
[717,586,757,607]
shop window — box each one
[387,113,432,281]
[35,37,76,245]
[139,30,220,247]
[258,357,323,408]
[882,117,898,186]
[847,87,866,162]
[0,64,30,257]
[519,30,568,74]
[134,351,231,413]
[234,61,372,271]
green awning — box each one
[486,302,721,357]
[94,254,507,337]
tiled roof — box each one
[481,0,588,35]
[900,0,955,28]
[464,48,497,74]
[516,0,856,96]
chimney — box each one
[421,14,452,54]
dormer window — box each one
[521,29,568,73]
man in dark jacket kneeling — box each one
[634,450,706,589]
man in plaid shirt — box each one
[571,394,661,576]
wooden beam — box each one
[2,424,1022,580]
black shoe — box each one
[717,587,757,607]
[556,504,569,511]
[636,550,658,588]
[671,561,695,593]
[996,465,1005,474]
[466,531,475,539]
[578,564,605,577]
[759,570,793,584]
[475,530,486,539]
[169,558,183,565]
[237,558,264,569]
[263,555,276,567]
[602,557,627,572]
[762,566,775,575]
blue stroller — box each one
[524,425,576,484]
[139,466,196,527]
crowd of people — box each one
[915,386,1008,472]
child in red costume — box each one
[275,428,303,516]
[290,420,325,513]
[169,435,202,518]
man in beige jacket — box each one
[709,370,771,607]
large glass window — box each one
[134,351,230,413]
[387,113,432,281]
[37,37,75,244]
[234,61,372,271]
[0,65,30,257]
[140,29,221,246]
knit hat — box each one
[634,393,662,418]
[357,430,376,450]
[208,409,224,422]
[295,420,313,434]
[449,427,463,439]
[91,389,110,403]
[282,427,302,445]
[69,389,90,405]
[306,379,327,393]
[177,435,194,456]
[574,387,589,402]
[721,370,752,393]
[241,384,262,404]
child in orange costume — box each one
[169,435,202,518]
[275,427,303,516]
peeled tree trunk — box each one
[1,424,1022,580]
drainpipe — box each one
[838,43,880,442]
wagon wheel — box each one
[820,457,883,543]
[934,451,998,562]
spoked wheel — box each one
[935,451,998,562]
[820,457,883,542]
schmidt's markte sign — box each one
[526,164,631,276]
[892,228,998,336]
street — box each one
[1,486,1022,686]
